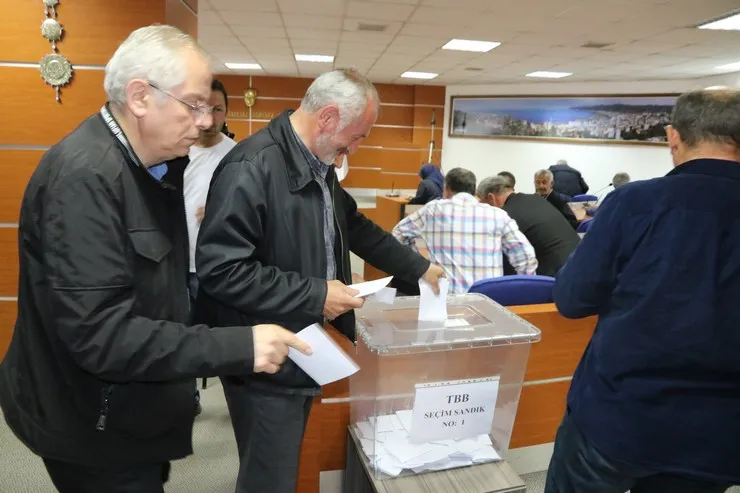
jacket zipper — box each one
[331,180,358,347]
[96,386,113,431]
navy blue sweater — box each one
[554,158,740,484]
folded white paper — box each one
[349,276,393,298]
[418,278,449,322]
[355,413,501,478]
[287,323,359,386]
[370,287,397,304]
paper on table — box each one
[418,278,449,322]
[349,276,393,298]
[287,323,359,386]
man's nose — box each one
[196,112,213,130]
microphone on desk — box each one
[386,180,400,197]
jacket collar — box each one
[268,110,336,192]
[667,158,740,182]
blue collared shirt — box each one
[290,125,336,281]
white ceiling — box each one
[198,0,740,85]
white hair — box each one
[535,169,554,182]
[104,25,204,105]
[301,68,379,129]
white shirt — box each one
[184,135,237,272]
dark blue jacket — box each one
[549,163,589,197]
[554,158,740,484]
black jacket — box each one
[502,193,580,277]
[0,112,256,468]
[194,111,430,393]
[549,163,589,197]
[408,178,442,205]
[546,191,579,229]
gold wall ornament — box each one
[244,88,257,108]
[40,53,73,102]
[43,0,59,17]
[41,18,63,51]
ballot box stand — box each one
[347,293,540,484]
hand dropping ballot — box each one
[287,324,359,385]
[418,278,449,321]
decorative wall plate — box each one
[40,53,73,102]
[41,18,63,51]
[43,0,59,17]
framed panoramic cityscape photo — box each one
[449,94,679,146]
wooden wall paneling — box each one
[227,98,299,121]
[412,128,445,148]
[0,68,106,146]
[350,148,423,174]
[374,84,415,105]
[413,86,446,106]
[0,301,18,360]
[338,168,381,189]
[223,120,250,141]
[363,127,414,147]
[166,0,198,39]
[376,105,415,127]
[412,106,441,128]
[0,150,44,223]
[376,173,420,190]
[510,381,570,448]
[0,228,19,297]
[219,75,312,99]
[0,0,166,65]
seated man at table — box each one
[477,175,580,277]
[392,167,537,294]
[534,169,578,229]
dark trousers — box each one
[221,377,313,493]
[43,458,170,493]
[545,409,731,493]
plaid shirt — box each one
[392,193,537,293]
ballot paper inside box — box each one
[350,293,541,480]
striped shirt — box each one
[392,193,538,293]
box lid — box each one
[355,293,542,355]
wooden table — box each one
[344,427,526,493]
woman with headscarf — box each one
[408,163,444,204]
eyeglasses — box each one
[148,83,214,120]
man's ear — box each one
[317,105,340,133]
[126,79,151,118]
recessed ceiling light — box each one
[401,71,439,79]
[295,54,334,63]
[525,71,573,79]
[716,61,740,71]
[705,85,729,90]
[224,62,262,70]
[698,12,740,31]
[442,39,501,53]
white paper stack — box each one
[353,410,500,477]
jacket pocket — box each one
[129,229,172,263]
[96,381,196,439]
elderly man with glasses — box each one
[0,25,310,493]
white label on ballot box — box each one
[409,376,499,444]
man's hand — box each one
[252,324,312,374]
[195,206,205,224]
[323,280,364,320]
[421,264,446,295]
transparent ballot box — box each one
[349,293,541,479]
